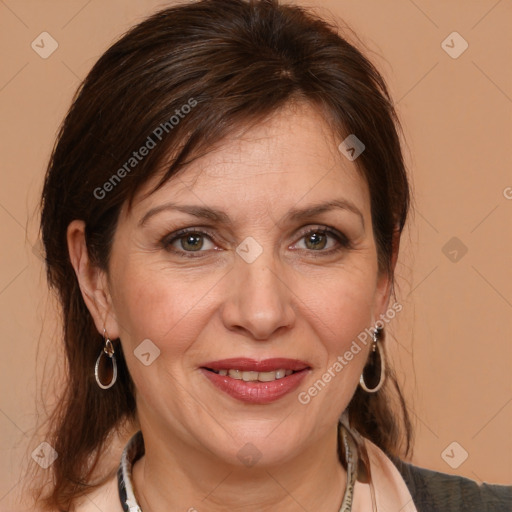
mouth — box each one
[201,357,310,379]
[204,367,298,382]
[200,358,311,404]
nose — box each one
[220,248,296,341]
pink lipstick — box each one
[200,358,311,404]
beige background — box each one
[1,0,511,509]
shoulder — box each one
[69,473,123,512]
[390,456,512,512]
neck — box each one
[131,422,347,512]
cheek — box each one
[110,261,217,359]
[301,266,377,354]
[294,272,376,423]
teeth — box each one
[275,369,286,379]
[214,368,296,382]
[242,371,259,382]
[258,371,280,382]
[228,369,242,379]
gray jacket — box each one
[391,456,512,512]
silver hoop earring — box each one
[359,326,385,393]
[95,328,118,390]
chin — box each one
[204,423,305,468]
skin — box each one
[68,101,397,512]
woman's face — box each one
[86,102,393,466]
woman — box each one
[30,0,510,511]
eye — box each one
[292,227,351,255]
[162,228,216,257]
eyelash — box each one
[160,226,352,259]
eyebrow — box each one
[138,198,365,230]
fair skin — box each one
[68,102,396,512]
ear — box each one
[67,220,120,339]
[374,227,400,321]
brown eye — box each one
[179,233,205,251]
[304,232,328,250]
[294,227,350,254]
[162,228,216,257]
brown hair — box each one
[33,0,412,509]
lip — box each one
[200,358,311,404]
[201,358,310,372]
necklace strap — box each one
[339,422,357,511]
[118,430,144,512]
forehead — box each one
[126,102,370,220]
